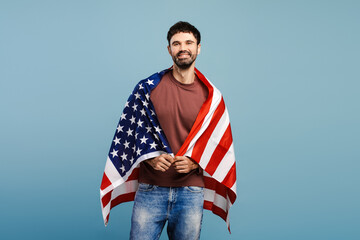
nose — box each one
[179,43,186,51]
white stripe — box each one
[226,207,231,229]
[211,144,235,182]
[226,195,233,211]
[101,193,111,223]
[186,83,223,156]
[204,188,216,202]
[213,193,228,211]
[204,189,230,212]
[230,181,236,194]
[203,171,211,177]
[198,111,229,169]
[104,157,122,186]
[111,179,139,198]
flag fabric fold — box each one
[100,68,237,231]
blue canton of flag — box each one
[107,70,172,177]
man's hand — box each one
[146,154,174,172]
[173,156,199,173]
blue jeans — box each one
[130,183,204,240]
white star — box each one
[110,149,118,158]
[132,103,138,111]
[150,109,155,116]
[145,93,150,100]
[134,92,141,99]
[135,132,139,139]
[140,135,148,144]
[120,113,127,121]
[129,157,134,164]
[120,152,127,161]
[126,128,133,136]
[138,83,144,90]
[129,115,136,124]
[132,145,136,152]
[145,126,152,133]
[136,147,142,156]
[140,109,146,116]
[137,119,144,127]
[113,136,121,145]
[125,101,130,108]
[116,125,124,133]
[149,141,158,149]
[154,134,159,140]
[142,100,149,108]
[155,126,162,133]
[120,165,125,173]
[146,79,154,85]
[123,140,130,149]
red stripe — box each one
[101,190,113,207]
[191,98,225,162]
[204,176,227,198]
[221,162,236,189]
[204,176,236,204]
[203,200,228,221]
[203,200,213,210]
[127,167,139,181]
[205,124,233,175]
[100,173,111,190]
[110,192,136,209]
[227,189,237,205]
[177,68,214,156]
[204,200,230,232]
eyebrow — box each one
[171,40,195,45]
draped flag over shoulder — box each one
[100,68,237,232]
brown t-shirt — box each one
[138,70,208,187]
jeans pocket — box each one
[137,183,157,192]
[185,186,204,193]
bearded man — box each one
[100,21,237,240]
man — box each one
[100,21,236,240]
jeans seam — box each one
[166,187,171,220]
[185,186,204,193]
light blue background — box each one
[1,0,359,239]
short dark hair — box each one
[167,21,201,45]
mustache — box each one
[176,50,191,57]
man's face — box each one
[168,32,201,69]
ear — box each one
[167,45,171,55]
[197,43,201,55]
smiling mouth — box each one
[177,51,191,58]
[178,55,189,59]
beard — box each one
[172,50,198,69]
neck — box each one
[172,63,196,84]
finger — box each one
[174,156,187,162]
[159,157,172,168]
[175,167,190,173]
[174,163,189,170]
[159,161,171,170]
[163,154,175,163]
[155,162,170,172]
[155,165,166,172]
[174,159,187,167]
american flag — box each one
[100,68,237,232]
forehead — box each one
[170,32,197,43]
